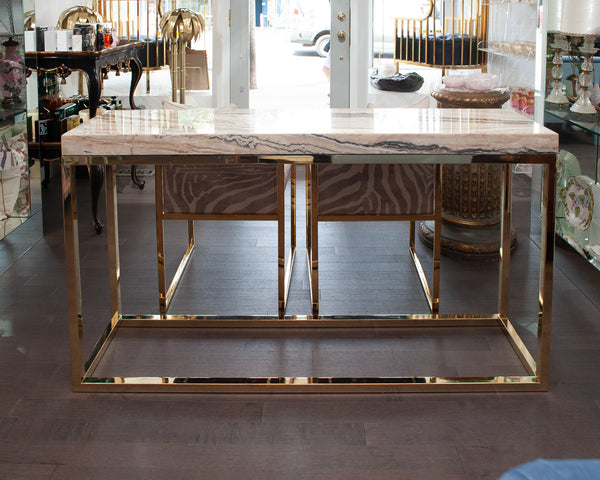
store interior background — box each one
[13,0,446,242]
[1,1,600,478]
[27,0,442,109]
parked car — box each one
[289,0,434,57]
[289,0,330,57]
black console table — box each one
[25,41,145,233]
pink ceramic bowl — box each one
[442,75,466,89]
[464,73,499,91]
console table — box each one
[25,41,144,117]
[25,42,145,233]
[61,107,558,393]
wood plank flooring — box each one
[0,167,599,479]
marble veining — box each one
[61,108,558,160]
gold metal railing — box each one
[394,0,488,73]
[93,0,166,93]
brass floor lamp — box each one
[160,8,204,104]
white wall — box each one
[34,0,93,28]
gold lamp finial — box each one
[160,8,204,44]
[58,6,103,29]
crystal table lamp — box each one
[546,34,569,105]
[547,0,600,114]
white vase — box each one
[0,38,26,105]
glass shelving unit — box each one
[0,0,32,240]
[545,105,600,269]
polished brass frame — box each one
[155,163,296,317]
[306,164,442,316]
[61,153,556,393]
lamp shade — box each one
[547,0,600,36]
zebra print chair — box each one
[156,103,296,317]
[306,162,441,316]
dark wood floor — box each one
[0,166,599,479]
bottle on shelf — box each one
[96,24,104,51]
[36,72,65,142]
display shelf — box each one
[0,105,26,122]
[479,44,535,60]
[546,106,600,143]
[484,0,539,118]
[546,105,600,185]
[0,2,31,241]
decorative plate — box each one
[560,176,594,231]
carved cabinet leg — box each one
[88,165,104,234]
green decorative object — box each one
[560,176,594,231]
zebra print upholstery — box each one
[162,164,284,215]
[316,164,435,216]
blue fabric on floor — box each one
[499,459,600,479]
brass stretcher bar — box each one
[60,108,558,393]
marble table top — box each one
[61,107,558,160]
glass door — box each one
[329,0,350,107]
[229,0,362,109]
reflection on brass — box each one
[278,164,297,317]
[155,164,195,314]
[409,164,441,313]
[116,313,503,328]
[537,161,556,388]
[500,314,536,376]
[76,374,542,394]
[498,165,512,316]
[105,165,122,320]
[62,164,85,387]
